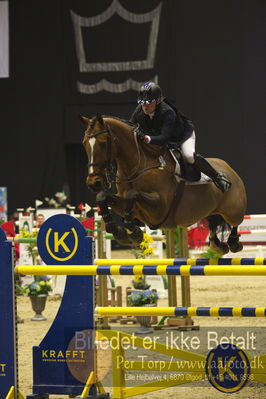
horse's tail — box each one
[207,214,231,239]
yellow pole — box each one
[96,307,177,316]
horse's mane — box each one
[90,115,135,129]
[104,115,135,127]
[91,114,163,157]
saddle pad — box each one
[168,151,211,185]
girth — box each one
[148,180,185,230]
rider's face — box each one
[141,100,157,115]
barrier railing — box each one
[15,264,266,276]
[95,306,266,317]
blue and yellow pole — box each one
[15,264,266,276]
[95,257,266,265]
[95,306,266,317]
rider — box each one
[130,81,231,193]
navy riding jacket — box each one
[130,100,194,146]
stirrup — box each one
[213,173,231,193]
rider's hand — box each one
[136,129,145,141]
[135,127,151,143]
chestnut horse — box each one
[82,114,247,254]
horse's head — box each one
[81,113,116,193]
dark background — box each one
[1,0,265,216]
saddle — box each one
[167,144,201,182]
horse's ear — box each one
[80,115,91,125]
[96,113,104,125]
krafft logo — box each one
[205,344,251,393]
[45,227,78,261]
[37,214,87,265]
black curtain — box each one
[0,0,66,214]
[0,0,266,214]
[64,144,96,207]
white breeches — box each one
[180,131,196,164]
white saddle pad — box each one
[166,150,211,185]
[186,173,211,185]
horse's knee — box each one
[96,190,108,203]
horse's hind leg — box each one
[207,215,230,255]
[227,226,243,253]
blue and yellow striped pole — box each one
[95,257,266,265]
[15,264,266,276]
[95,306,266,317]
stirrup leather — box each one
[169,149,182,181]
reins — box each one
[85,121,165,186]
[115,131,161,184]
[84,119,181,187]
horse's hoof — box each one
[106,223,130,245]
[227,235,243,253]
[228,241,243,253]
[128,228,144,245]
[217,243,230,255]
[114,227,129,244]
[210,240,229,255]
[96,190,108,203]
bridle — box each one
[84,124,116,189]
[84,120,165,189]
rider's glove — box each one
[144,135,151,144]
[134,126,151,143]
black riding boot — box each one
[194,153,231,193]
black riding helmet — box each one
[137,82,162,104]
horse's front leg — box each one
[96,189,144,245]
[96,190,129,245]
[123,190,144,245]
